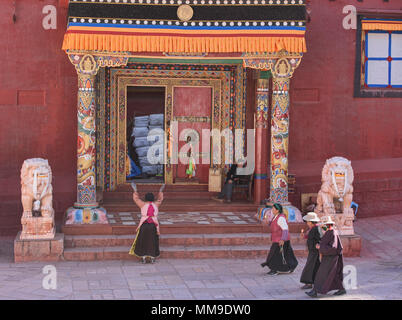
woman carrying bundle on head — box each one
[129,186,164,264]
[261,203,298,275]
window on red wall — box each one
[355,16,402,97]
[363,31,402,88]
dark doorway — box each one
[126,86,165,183]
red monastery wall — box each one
[0,0,76,235]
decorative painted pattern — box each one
[269,76,290,204]
[76,72,98,206]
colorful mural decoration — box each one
[73,55,100,206]
[66,207,108,225]
[256,82,269,125]
[270,76,290,204]
[268,56,301,204]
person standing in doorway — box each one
[212,161,245,203]
[306,216,346,297]
[261,203,298,275]
[299,212,321,290]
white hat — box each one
[322,216,336,225]
[303,212,320,222]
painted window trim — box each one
[354,15,402,98]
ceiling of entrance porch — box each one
[62,0,307,55]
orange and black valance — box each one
[62,0,307,54]
[362,18,402,32]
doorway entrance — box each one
[172,86,212,184]
[126,86,165,184]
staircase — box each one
[62,183,306,261]
[63,231,307,261]
[101,183,259,213]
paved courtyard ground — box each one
[0,214,400,300]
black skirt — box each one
[300,250,320,284]
[314,254,344,294]
[129,222,160,258]
[265,241,298,272]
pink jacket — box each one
[133,192,163,229]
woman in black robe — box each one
[306,216,346,297]
[300,212,321,289]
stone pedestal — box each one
[340,234,362,257]
[14,232,64,263]
[20,216,55,240]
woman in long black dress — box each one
[261,203,298,275]
[129,191,163,263]
[306,216,346,297]
[300,212,321,289]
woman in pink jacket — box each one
[129,191,163,263]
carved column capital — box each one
[270,55,302,80]
[69,54,100,76]
[68,53,129,74]
[243,51,303,74]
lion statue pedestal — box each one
[20,158,55,240]
[314,156,355,236]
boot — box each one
[333,289,346,296]
[305,289,318,298]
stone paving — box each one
[106,211,259,226]
[0,214,401,300]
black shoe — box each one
[333,289,346,296]
[267,270,278,275]
[305,289,317,298]
[301,284,313,290]
[212,197,224,202]
[260,262,267,268]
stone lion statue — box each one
[315,156,355,235]
[20,158,55,239]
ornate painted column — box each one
[66,54,108,224]
[268,56,303,222]
[254,75,269,204]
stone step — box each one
[62,223,305,235]
[103,191,216,201]
[102,201,259,213]
[64,233,306,248]
[116,184,209,192]
[62,244,308,261]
